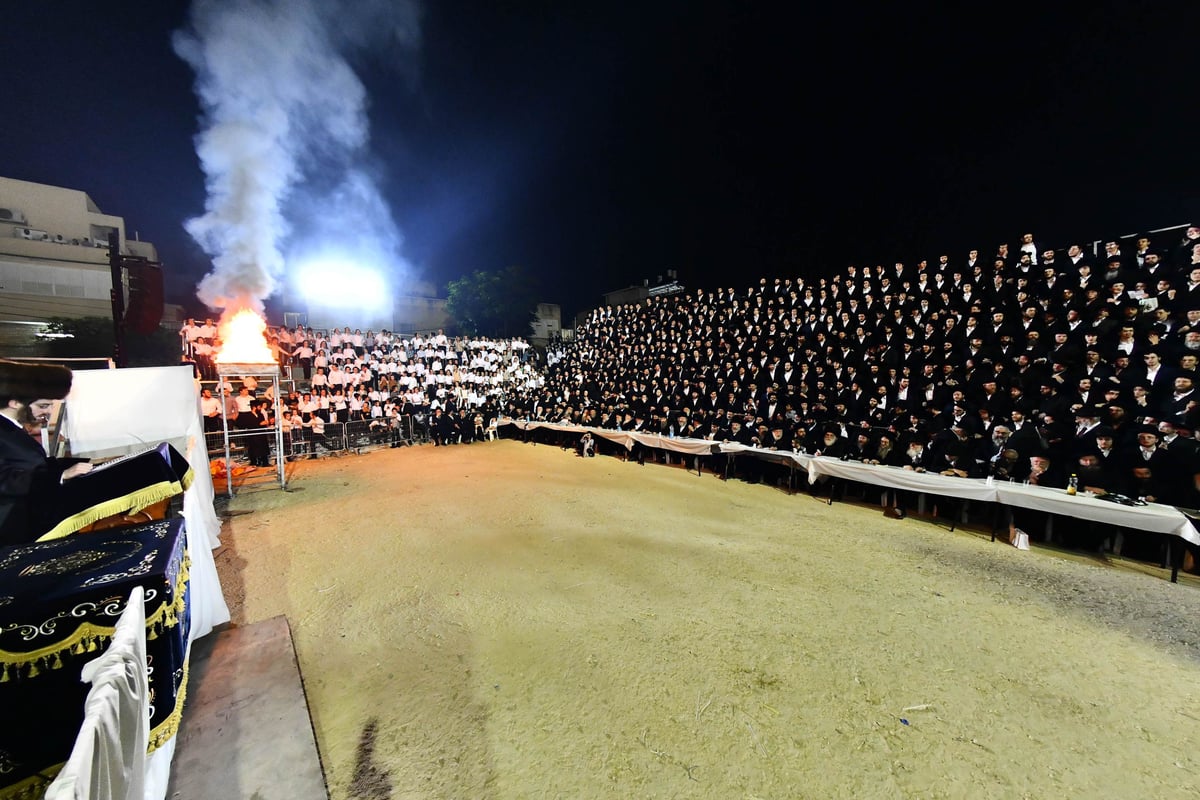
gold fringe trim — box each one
[36,481,187,543]
[0,765,62,800]
[34,482,187,544]
[0,640,195,798]
[0,556,190,671]
[148,638,193,753]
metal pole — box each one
[1117,222,1191,238]
[273,372,286,489]
[107,232,126,367]
[219,380,233,499]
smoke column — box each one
[174,0,420,316]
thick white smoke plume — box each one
[174,0,420,315]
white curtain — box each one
[63,365,230,637]
[44,587,149,800]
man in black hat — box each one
[0,360,93,546]
[1181,267,1200,309]
[1155,420,1200,502]
[1122,425,1170,475]
[1080,348,1114,384]
[934,432,977,478]
[1142,251,1172,283]
[1161,373,1198,424]
[809,426,848,500]
[1072,407,1105,455]
[1103,239,1135,274]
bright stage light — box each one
[295,261,388,308]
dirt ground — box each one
[213,439,1200,799]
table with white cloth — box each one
[993,482,1200,573]
[499,419,1200,578]
[991,483,1197,540]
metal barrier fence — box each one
[204,414,430,463]
[339,415,428,449]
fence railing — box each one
[204,413,436,463]
[1090,222,1192,258]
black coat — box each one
[0,416,77,546]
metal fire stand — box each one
[215,362,286,497]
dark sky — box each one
[2,2,1197,321]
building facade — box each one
[529,302,562,346]
[0,176,162,323]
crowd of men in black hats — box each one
[507,226,1200,510]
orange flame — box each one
[215,309,275,364]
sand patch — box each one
[215,441,1200,799]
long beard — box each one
[14,403,43,436]
[15,404,37,426]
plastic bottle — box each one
[1067,474,1078,496]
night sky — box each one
[2,2,1196,322]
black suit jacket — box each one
[0,416,77,545]
[1122,445,1172,475]
[817,437,848,458]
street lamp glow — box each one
[295,261,387,308]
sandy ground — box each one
[213,439,1200,800]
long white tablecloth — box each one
[500,419,1200,546]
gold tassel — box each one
[36,480,183,541]
[27,662,38,678]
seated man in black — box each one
[813,427,848,459]
[0,360,93,546]
[889,434,935,519]
[810,427,848,500]
[1008,451,1066,545]
[723,418,759,481]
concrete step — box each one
[167,617,328,800]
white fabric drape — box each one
[61,366,230,800]
[45,588,149,800]
[63,366,230,638]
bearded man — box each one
[0,360,92,545]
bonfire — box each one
[215,308,275,365]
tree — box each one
[445,266,539,338]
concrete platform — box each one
[167,617,328,800]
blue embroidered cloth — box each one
[0,518,190,799]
